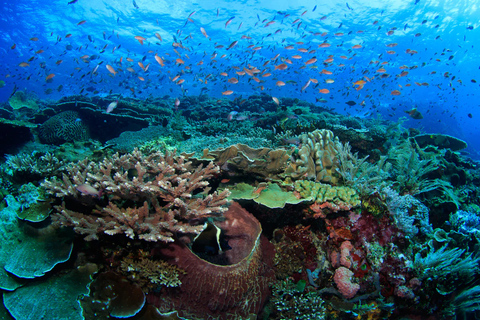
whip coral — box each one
[42,149,230,242]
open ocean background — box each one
[0,0,479,157]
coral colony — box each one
[0,94,479,320]
[1,1,480,319]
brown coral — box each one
[284,129,342,184]
[203,143,291,178]
[42,149,230,242]
[149,202,275,320]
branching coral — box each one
[270,279,326,320]
[4,151,65,181]
[120,256,184,290]
[42,149,230,242]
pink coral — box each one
[334,267,360,299]
[340,241,354,268]
[42,149,230,242]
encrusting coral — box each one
[41,149,230,242]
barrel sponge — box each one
[38,111,89,145]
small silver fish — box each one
[106,100,118,113]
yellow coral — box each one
[284,129,342,184]
[294,180,361,208]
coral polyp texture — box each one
[37,110,89,145]
[41,149,230,242]
[284,129,342,184]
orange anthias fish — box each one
[155,54,165,66]
[135,36,146,45]
[274,63,288,70]
[106,64,117,75]
[222,90,234,95]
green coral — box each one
[294,180,360,207]
[8,91,38,110]
[3,263,97,320]
[228,182,306,208]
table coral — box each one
[203,143,291,178]
[42,149,230,242]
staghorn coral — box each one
[37,111,89,145]
[42,149,230,242]
[4,151,65,182]
[284,129,342,184]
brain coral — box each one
[37,111,89,145]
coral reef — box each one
[1,93,480,319]
[42,149,230,242]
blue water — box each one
[0,0,479,156]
